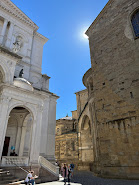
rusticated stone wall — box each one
[84,0,139,179]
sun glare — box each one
[83,31,88,39]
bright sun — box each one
[83,31,88,39]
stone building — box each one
[76,89,94,171]
[0,0,59,182]
[55,89,94,170]
[83,0,139,179]
[55,115,79,168]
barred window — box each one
[131,10,139,38]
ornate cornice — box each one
[35,32,49,44]
[0,45,22,60]
[0,0,39,31]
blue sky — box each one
[11,0,108,119]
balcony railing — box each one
[1,156,29,166]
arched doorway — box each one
[80,115,94,167]
[2,106,33,158]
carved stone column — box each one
[5,22,14,48]
[19,126,27,156]
[0,95,11,157]
[29,105,43,165]
[0,19,8,45]
[15,126,22,155]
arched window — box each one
[131,9,139,38]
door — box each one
[2,137,10,156]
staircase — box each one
[0,169,19,185]
[0,157,59,184]
[39,156,59,182]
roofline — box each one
[85,0,114,36]
[35,32,49,44]
[71,110,77,112]
[75,88,87,94]
[1,0,39,30]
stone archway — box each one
[80,115,94,169]
[0,65,5,84]
[2,106,33,159]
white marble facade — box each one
[0,0,58,167]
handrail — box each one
[39,156,59,177]
[10,161,29,174]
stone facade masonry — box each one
[83,0,139,179]
[55,90,94,171]
[55,118,79,168]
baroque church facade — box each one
[83,0,139,179]
[0,0,59,181]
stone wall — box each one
[75,89,88,117]
[55,90,94,171]
[84,0,139,179]
[55,118,79,168]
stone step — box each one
[0,175,17,180]
[9,180,24,185]
[0,178,19,184]
[0,171,10,175]
[0,172,12,177]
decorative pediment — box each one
[0,0,39,30]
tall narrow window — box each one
[131,10,139,38]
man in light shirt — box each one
[25,170,37,185]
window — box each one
[131,9,139,38]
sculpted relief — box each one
[13,36,23,53]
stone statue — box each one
[13,36,23,53]
[19,69,24,78]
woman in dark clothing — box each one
[68,164,72,185]
[62,163,68,185]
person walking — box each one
[62,163,68,185]
[67,164,72,185]
[61,163,64,176]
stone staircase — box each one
[0,157,59,184]
[38,156,59,183]
[0,168,19,185]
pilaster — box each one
[5,22,14,48]
[29,105,43,165]
[0,19,8,45]
[19,126,26,156]
[15,126,22,155]
[0,95,11,157]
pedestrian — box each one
[67,164,72,185]
[70,163,75,176]
[24,170,38,185]
[10,149,18,156]
[61,163,64,176]
[62,163,68,185]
